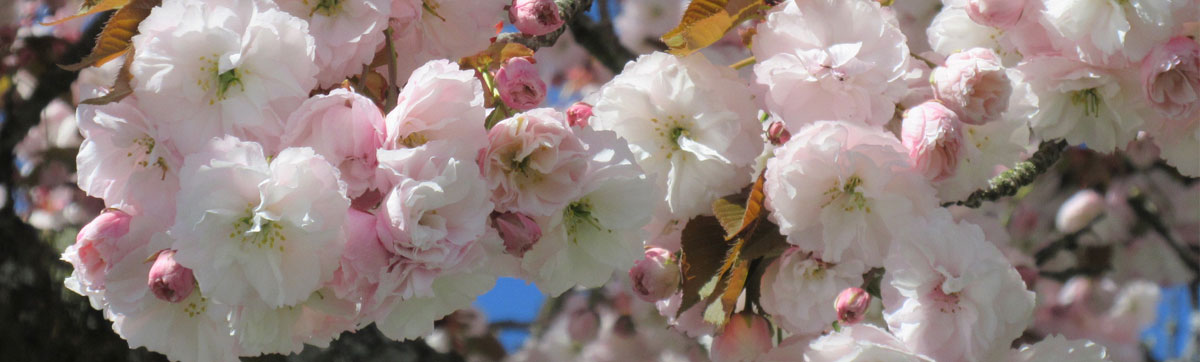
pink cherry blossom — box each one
[765,120,938,267]
[492,211,542,257]
[496,57,548,111]
[383,59,487,160]
[932,48,1012,125]
[282,89,386,198]
[966,0,1026,29]
[147,249,195,303]
[479,108,588,215]
[709,313,772,362]
[628,247,680,302]
[374,142,493,299]
[509,0,563,36]
[901,101,966,182]
[565,101,593,128]
[753,0,912,129]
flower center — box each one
[651,115,691,159]
[216,68,243,101]
[128,136,170,179]
[398,132,429,148]
[310,0,343,16]
[1070,88,1102,118]
[231,205,286,252]
[182,295,208,318]
[821,175,871,213]
[565,198,608,243]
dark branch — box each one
[494,0,635,74]
[494,0,594,51]
[945,139,1069,208]
[1126,193,1200,274]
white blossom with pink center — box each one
[752,0,912,130]
[883,210,1035,361]
[765,120,937,267]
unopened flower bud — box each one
[493,211,541,257]
[147,250,195,303]
[835,287,870,325]
[629,247,680,302]
[710,313,772,362]
[1055,190,1105,233]
[902,101,965,182]
[566,102,593,128]
[767,121,790,145]
[78,209,133,245]
[509,0,563,36]
[567,308,600,342]
[966,0,1026,29]
[495,57,546,111]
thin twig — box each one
[382,26,398,113]
[1126,193,1200,274]
[945,139,1068,208]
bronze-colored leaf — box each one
[677,215,731,317]
[41,0,129,26]
[702,258,749,326]
[460,42,535,70]
[60,0,160,71]
[712,198,746,238]
[661,0,767,56]
[79,47,134,105]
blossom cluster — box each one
[42,0,1200,360]
[58,0,658,360]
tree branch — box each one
[944,139,1068,208]
[494,0,593,51]
[1126,192,1200,275]
[494,0,635,74]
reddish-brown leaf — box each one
[60,0,159,71]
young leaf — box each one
[460,42,535,70]
[677,215,731,317]
[60,0,160,71]
[40,0,129,26]
[660,0,768,56]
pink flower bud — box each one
[629,247,680,302]
[566,102,593,128]
[710,313,773,362]
[1140,37,1200,124]
[834,287,870,325]
[767,121,790,145]
[492,211,541,257]
[901,101,965,182]
[1055,190,1105,233]
[147,250,195,303]
[567,308,600,342]
[966,0,1026,29]
[495,57,547,111]
[932,48,1011,125]
[65,209,134,288]
[78,209,133,245]
[509,0,564,36]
